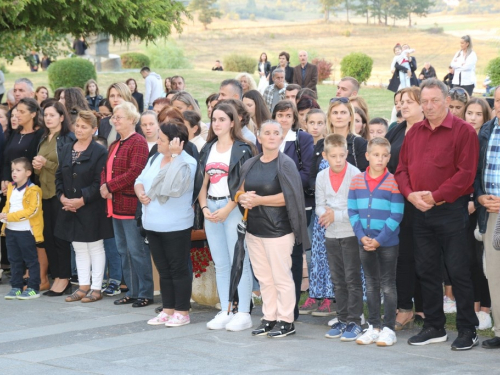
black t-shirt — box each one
[244,158,292,238]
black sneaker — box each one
[451,329,479,351]
[252,320,276,336]
[267,321,295,338]
[408,326,447,346]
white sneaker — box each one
[327,317,339,326]
[443,296,457,314]
[225,312,253,331]
[476,311,493,330]
[376,327,397,346]
[207,311,234,330]
[356,325,380,345]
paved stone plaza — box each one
[0,282,498,375]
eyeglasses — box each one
[111,116,126,122]
[330,97,349,104]
[449,87,468,101]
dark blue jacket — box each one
[474,118,497,233]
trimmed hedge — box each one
[340,53,373,85]
[121,52,150,69]
[224,54,256,74]
[48,58,97,91]
[487,57,500,87]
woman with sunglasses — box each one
[302,97,368,318]
[448,87,470,120]
[450,35,477,96]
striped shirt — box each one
[485,117,500,197]
[348,171,404,247]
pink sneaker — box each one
[299,297,319,315]
[311,298,336,317]
[165,312,190,327]
[147,311,171,325]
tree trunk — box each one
[346,0,350,23]
[325,8,329,22]
[366,12,369,24]
[384,13,387,25]
[408,12,412,27]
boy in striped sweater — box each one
[348,137,404,347]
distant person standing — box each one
[293,51,318,94]
[140,67,163,110]
[257,53,271,94]
[28,51,40,72]
[269,52,294,85]
[73,37,88,56]
[212,60,224,71]
[450,35,477,96]
[41,55,51,71]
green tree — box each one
[403,0,433,27]
[0,0,188,63]
[353,0,370,24]
[189,0,221,30]
[319,0,342,22]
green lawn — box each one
[3,69,395,123]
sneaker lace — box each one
[301,297,316,308]
[319,298,331,311]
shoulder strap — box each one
[150,152,160,166]
[294,129,303,171]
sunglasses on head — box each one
[330,97,349,104]
[449,87,467,97]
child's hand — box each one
[360,236,371,246]
[391,69,395,74]
[370,239,380,249]
[319,208,334,228]
[0,213,7,221]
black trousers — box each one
[413,195,478,331]
[147,228,192,311]
[43,197,71,279]
[291,210,312,320]
[467,212,491,307]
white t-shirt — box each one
[7,186,31,231]
[206,142,231,197]
[147,141,156,152]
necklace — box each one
[18,134,25,144]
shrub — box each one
[0,61,9,74]
[340,53,373,84]
[312,58,333,82]
[224,54,256,74]
[487,57,500,87]
[426,27,444,34]
[145,41,192,70]
[47,58,97,92]
[121,52,150,69]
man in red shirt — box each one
[395,78,479,350]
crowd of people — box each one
[0,35,499,351]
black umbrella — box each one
[227,192,249,313]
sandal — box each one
[65,288,89,302]
[81,290,103,303]
[394,308,415,331]
[132,298,153,308]
[114,296,137,305]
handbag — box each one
[191,200,207,241]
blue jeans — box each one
[6,229,40,290]
[359,245,398,329]
[205,198,252,313]
[104,237,122,284]
[112,219,154,300]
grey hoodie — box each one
[144,72,163,108]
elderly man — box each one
[419,63,437,83]
[336,77,359,98]
[13,78,35,104]
[263,68,287,113]
[395,78,479,350]
[269,51,294,85]
[218,79,242,100]
[292,51,318,93]
[474,86,500,349]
